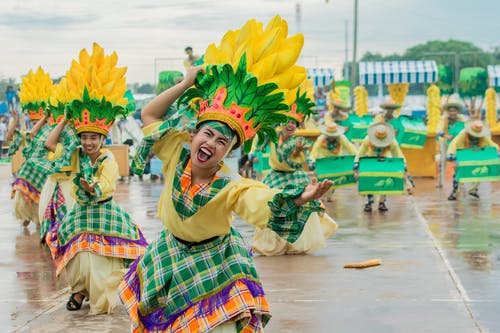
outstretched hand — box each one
[295,178,333,206]
[79,178,98,194]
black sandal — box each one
[363,203,372,212]
[66,293,84,311]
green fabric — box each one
[49,125,80,174]
[131,118,180,176]
[199,120,235,141]
[8,129,24,157]
[344,114,373,142]
[267,186,323,243]
[171,153,232,220]
[456,147,500,183]
[136,227,261,316]
[15,125,54,192]
[57,147,141,245]
[315,155,356,188]
[358,157,405,194]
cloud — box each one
[0,13,98,28]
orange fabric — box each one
[120,280,269,333]
[180,159,220,198]
[50,234,145,276]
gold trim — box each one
[198,112,245,146]
[76,125,109,136]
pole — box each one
[350,0,358,106]
[344,19,349,80]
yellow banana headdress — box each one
[18,67,54,121]
[285,78,316,124]
[178,15,306,150]
[64,42,129,136]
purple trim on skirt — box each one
[12,177,40,195]
[132,277,265,331]
[57,228,149,255]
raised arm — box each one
[29,114,49,139]
[45,119,67,152]
[6,110,19,142]
[142,66,204,127]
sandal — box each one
[468,190,479,199]
[447,193,457,201]
[378,202,388,212]
[66,293,84,311]
[363,203,372,212]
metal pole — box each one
[344,19,349,80]
[350,0,358,105]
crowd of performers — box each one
[5,16,500,333]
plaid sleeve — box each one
[266,185,323,243]
[131,118,179,175]
[8,129,24,157]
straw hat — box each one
[367,123,395,147]
[319,122,345,137]
[442,99,464,112]
[331,98,352,111]
[465,120,489,138]
[379,99,401,110]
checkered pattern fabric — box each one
[8,129,25,157]
[52,232,146,276]
[56,200,142,246]
[172,158,232,219]
[267,186,323,243]
[119,227,270,332]
[131,118,178,175]
[50,125,80,173]
[40,182,67,242]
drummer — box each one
[324,98,351,125]
[310,122,358,202]
[446,120,499,200]
[436,99,467,187]
[374,99,401,124]
[354,122,405,212]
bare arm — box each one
[142,66,204,127]
[45,119,67,152]
[29,115,49,139]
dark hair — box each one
[185,46,193,52]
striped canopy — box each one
[359,61,438,85]
[487,65,500,87]
[307,68,335,87]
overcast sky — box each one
[1,0,499,84]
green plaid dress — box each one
[120,120,323,332]
[52,147,147,274]
[8,129,26,157]
[262,136,310,189]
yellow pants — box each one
[65,252,126,315]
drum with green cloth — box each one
[345,114,373,142]
[446,122,465,144]
[315,155,356,188]
[253,146,271,175]
[455,147,500,183]
[392,116,428,149]
[358,157,405,194]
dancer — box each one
[120,16,333,332]
[45,43,147,314]
[446,120,499,200]
[355,122,405,212]
[7,67,53,227]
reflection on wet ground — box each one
[1,162,499,332]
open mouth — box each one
[196,147,213,163]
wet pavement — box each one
[1,161,499,333]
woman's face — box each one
[190,126,233,170]
[80,132,103,156]
[282,120,298,138]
